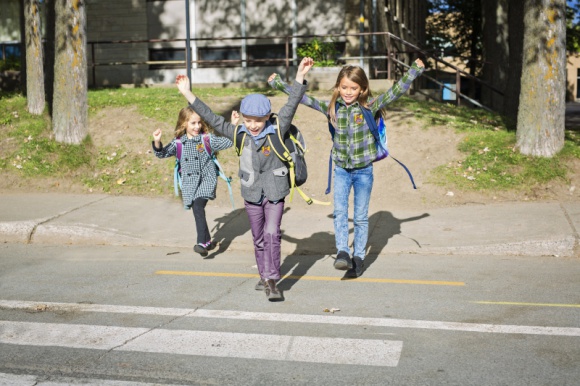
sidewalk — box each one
[0,193,579,257]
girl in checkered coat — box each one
[152,108,233,256]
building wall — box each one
[86,0,149,86]
[86,0,347,86]
[567,53,580,101]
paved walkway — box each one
[1,193,579,257]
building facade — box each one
[1,0,428,87]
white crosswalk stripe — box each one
[0,371,187,386]
[0,320,402,367]
[2,300,580,336]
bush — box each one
[0,57,21,72]
[297,38,339,67]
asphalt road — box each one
[1,243,579,385]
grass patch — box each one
[1,88,579,197]
[88,86,276,122]
[396,97,579,192]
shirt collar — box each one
[239,120,274,143]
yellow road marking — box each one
[474,301,580,308]
[155,270,465,286]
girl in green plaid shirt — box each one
[269,59,424,277]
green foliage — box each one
[426,0,483,74]
[567,0,580,53]
[399,96,578,191]
[0,99,93,178]
[88,86,276,122]
[296,38,339,67]
[0,57,21,72]
[2,86,579,197]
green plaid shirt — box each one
[269,62,424,169]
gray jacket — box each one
[190,80,307,202]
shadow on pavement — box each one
[342,211,430,279]
[278,230,335,291]
[206,208,249,259]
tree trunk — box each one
[24,0,45,115]
[516,0,566,157]
[52,0,88,144]
[504,0,525,128]
[481,0,509,113]
[45,0,56,114]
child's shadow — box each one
[342,211,430,279]
[205,208,249,259]
[277,230,334,292]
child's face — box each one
[186,112,203,138]
[243,114,270,136]
[338,77,362,106]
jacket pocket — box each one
[238,169,254,187]
[272,166,289,177]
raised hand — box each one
[175,74,197,104]
[230,110,240,126]
[298,57,314,76]
[268,73,278,82]
[415,58,425,69]
[153,128,162,141]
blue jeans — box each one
[333,164,374,259]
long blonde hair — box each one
[328,65,385,125]
[174,107,211,138]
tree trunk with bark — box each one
[516,0,566,157]
[52,0,88,144]
[481,0,509,113]
[504,0,525,127]
[24,0,45,115]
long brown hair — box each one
[328,65,385,125]
[174,107,211,138]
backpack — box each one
[325,104,416,194]
[234,116,329,206]
[174,134,235,209]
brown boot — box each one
[264,279,282,301]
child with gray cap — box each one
[175,57,314,301]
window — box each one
[149,48,186,69]
[198,47,241,68]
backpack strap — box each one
[233,125,246,156]
[174,138,183,197]
[327,104,416,191]
[270,118,329,206]
[360,107,416,189]
[202,133,235,209]
[325,104,341,195]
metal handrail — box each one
[87,31,500,110]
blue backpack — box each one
[326,104,416,194]
[174,134,235,209]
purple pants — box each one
[244,199,284,280]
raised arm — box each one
[370,58,425,112]
[268,72,330,116]
[275,57,312,134]
[175,75,237,139]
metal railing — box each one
[87,31,502,110]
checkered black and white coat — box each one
[153,133,233,209]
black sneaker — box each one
[193,244,208,257]
[346,256,364,278]
[206,241,217,251]
[334,250,353,270]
